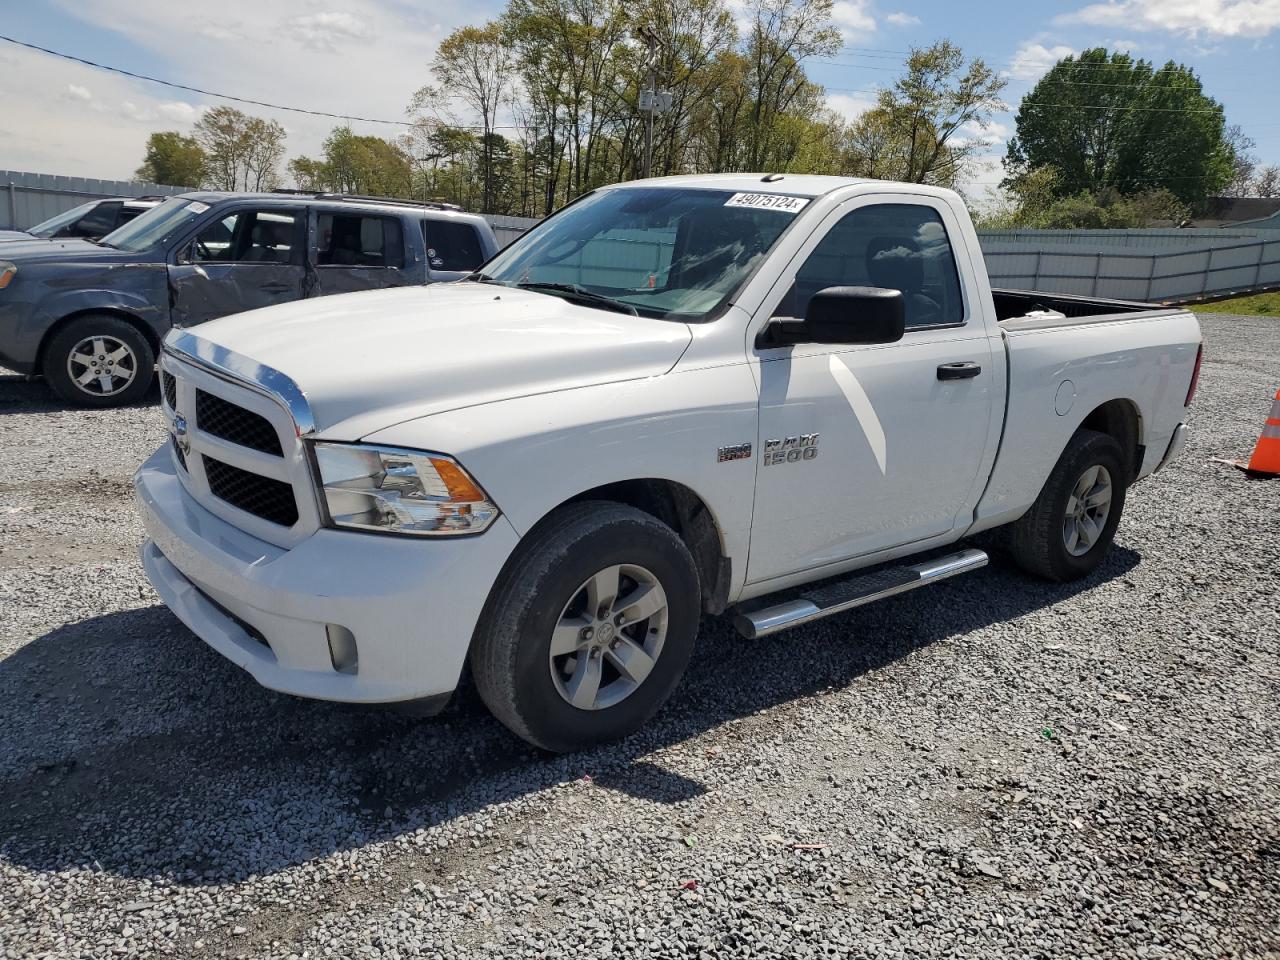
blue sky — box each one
[1,0,1277,200]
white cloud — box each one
[284,11,374,52]
[157,101,209,123]
[831,0,877,40]
[826,91,878,122]
[1003,41,1079,81]
[1059,0,1280,38]
[66,84,93,102]
[1108,37,1141,51]
[885,11,921,26]
[0,0,465,182]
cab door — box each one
[745,197,998,585]
[169,206,306,326]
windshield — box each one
[101,197,207,253]
[27,200,100,238]
[481,187,807,320]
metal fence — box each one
[978,232,1280,302]
[5,169,1277,302]
[1,169,193,231]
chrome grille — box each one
[158,342,318,546]
[196,389,283,456]
[204,456,299,527]
[161,370,178,410]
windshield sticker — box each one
[724,193,810,214]
[186,201,210,214]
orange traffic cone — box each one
[1233,389,1280,477]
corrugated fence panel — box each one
[1,168,193,230]
[980,231,1279,302]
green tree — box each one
[978,166,1190,229]
[194,106,287,191]
[843,40,1005,186]
[290,127,413,196]
[134,131,206,186]
[429,23,514,212]
[1005,49,1235,207]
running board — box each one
[733,548,989,640]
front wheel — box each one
[470,502,701,752]
[1008,428,1128,582]
[42,315,155,407]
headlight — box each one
[312,442,499,536]
[0,262,16,290]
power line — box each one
[0,32,532,133]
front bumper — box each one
[134,447,520,703]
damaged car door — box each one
[168,206,308,326]
[311,209,413,295]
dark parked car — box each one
[0,192,499,406]
[0,196,163,243]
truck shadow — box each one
[0,546,1140,884]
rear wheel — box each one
[470,502,701,752]
[1008,429,1128,582]
[43,314,155,407]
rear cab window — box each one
[420,218,484,272]
[317,212,405,268]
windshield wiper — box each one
[516,281,638,315]
[465,271,497,283]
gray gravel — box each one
[1,313,1277,959]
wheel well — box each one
[35,309,160,374]
[1080,399,1143,480]
[563,479,732,615]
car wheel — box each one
[1008,428,1128,582]
[470,501,701,752]
[43,315,155,408]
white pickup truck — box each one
[134,175,1202,751]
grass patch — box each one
[1188,292,1280,317]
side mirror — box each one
[760,285,906,347]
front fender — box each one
[25,265,170,344]
[357,365,761,601]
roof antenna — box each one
[761,173,785,182]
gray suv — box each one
[0,192,499,406]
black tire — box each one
[470,501,701,752]
[42,314,155,408]
[1008,428,1128,582]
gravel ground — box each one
[1,313,1277,960]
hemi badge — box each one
[717,443,753,463]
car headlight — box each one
[312,442,499,536]
[0,262,16,290]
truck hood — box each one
[183,283,694,438]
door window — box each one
[188,209,301,264]
[420,219,484,271]
[317,213,404,268]
[69,201,121,238]
[776,204,964,329]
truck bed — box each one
[973,291,1200,534]
[993,288,1173,327]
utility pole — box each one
[638,26,658,180]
